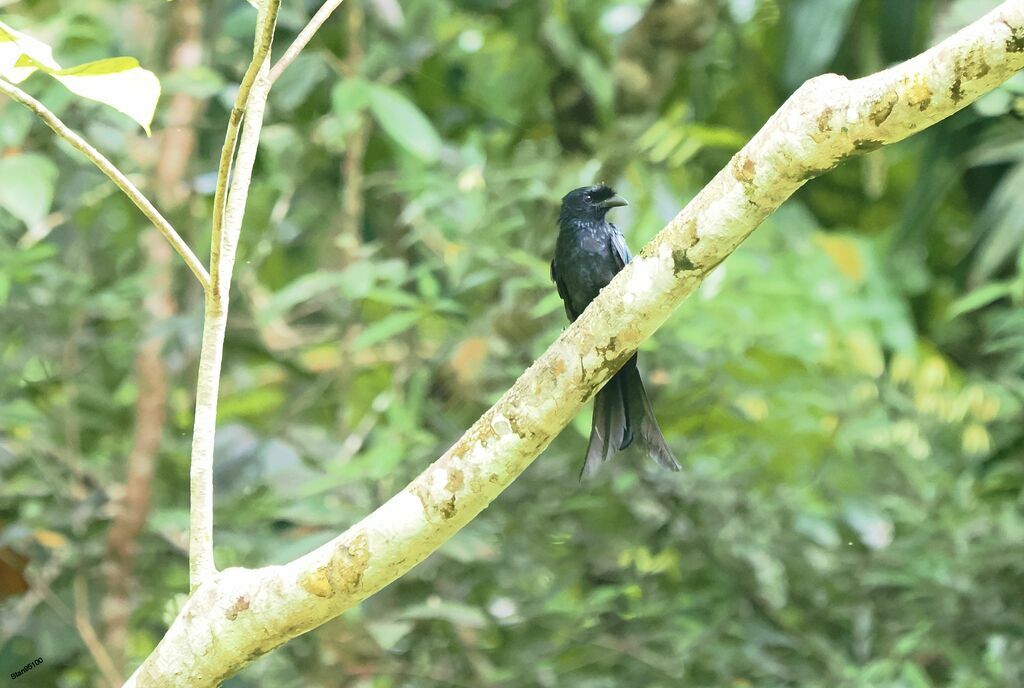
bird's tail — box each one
[580,355,681,478]
[580,375,629,479]
[618,355,681,472]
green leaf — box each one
[0,153,58,226]
[217,387,285,422]
[161,66,225,99]
[400,600,490,628]
[316,78,375,151]
[947,281,1016,319]
[367,287,420,308]
[974,88,1013,117]
[0,22,160,134]
[273,53,328,111]
[577,51,613,115]
[530,292,565,319]
[0,102,33,147]
[900,662,933,688]
[366,620,414,650]
[972,162,1024,283]
[368,85,441,162]
[259,271,351,325]
[782,0,858,89]
[416,270,440,300]
[688,124,748,150]
[353,311,421,349]
[331,77,373,121]
[434,298,465,316]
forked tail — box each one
[580,355,680,478]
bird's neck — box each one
[558,215,606,235]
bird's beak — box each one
[599,195,628,209]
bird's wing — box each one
[551,258,578,321]
[609,226,633,271]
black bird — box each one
[551,184,681,478]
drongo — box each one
[551,184,681,478]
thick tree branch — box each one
[269,0,347,84]
[128,2,1024,685]
[188,0,279,591]
[0,78,211,290]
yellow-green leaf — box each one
[0,20,59,82]
[0,22,160,134]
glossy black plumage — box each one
[551,185,681,478]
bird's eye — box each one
[584,192,594,201]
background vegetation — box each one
[1,0,1023,686]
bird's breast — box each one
[555,224,620,311]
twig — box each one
[61,314,84,471]
[269,0,347,84]
[74,576,123,688]
[189,0,280,591]
[7,557,121,687]
[337,2,368,261]
[334,2,369,432]
[0,77,211,291]
[209,0,281,297]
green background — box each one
[1,0,1023,686]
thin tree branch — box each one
[189,0,280,591]
[269,0,347,84]
[0,78,211,290]
[209,0,281,297]
[337,1,368,262]
[128,2,1024,685]
[73,575,123,688]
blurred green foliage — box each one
[1,0,1023,686]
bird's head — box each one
[559,184,628,223]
